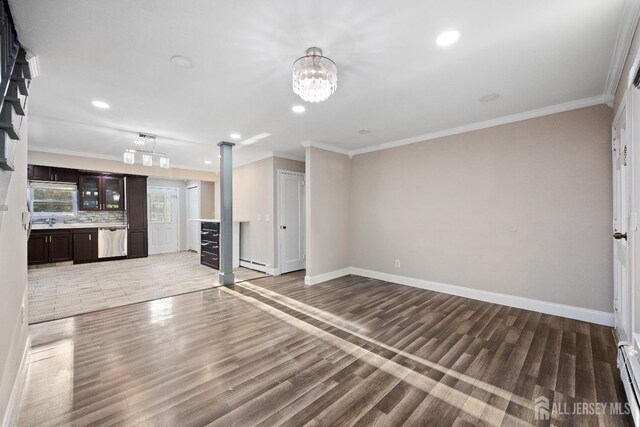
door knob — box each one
[614,232,627,240]
[281,226,286,229]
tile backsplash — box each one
[33,210,127,225]
[76,210,126,224]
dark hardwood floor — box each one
[17,271,631,426]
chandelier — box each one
[123,133,170,168]
[292,47,337,102]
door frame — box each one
[277,169,306,274]
[187,185,201,253]
[147,186,180,254]
[613,91,634,342]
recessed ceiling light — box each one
[230,133,241,140]
[91,100,110,109]
[436,30,460,47]
[133,139,145,145]
[204,160,212,165]
[358,129,371,135]
[217,154,222,159]
[292,105,306,113]
[170,55,193,68]
[479,93,500,102]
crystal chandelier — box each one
[123,134,170,168]
[292,47,337,102]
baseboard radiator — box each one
[618,341,640,425]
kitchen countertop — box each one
[31,222,127,230]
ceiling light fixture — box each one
[230,133,241,140]
[436,30,460,47]
[292,47,337,102]
[292,105,306,114]
[91,100,110,109]
[122,133,170,168]
[204,160,212,165]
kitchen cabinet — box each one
[73,229,98,263]
[28,230,73,265]
[126,175,148,258]
[200,222,219,269]
[78,174,124,211]
[27,164,78,183]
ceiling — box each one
[8,0,627,172]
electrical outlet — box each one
[395,260,400,268]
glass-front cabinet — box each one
[103,176,124,210]
[78,174,124,211]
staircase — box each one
[0,0,30,216]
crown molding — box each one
[273,151,305,162]
[301,140,350,156]
[604,0,640,98]
[348,95,612,157]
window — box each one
[149,194,172,223]
[29,183,77,216]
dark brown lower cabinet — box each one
[28,230,73,265]
[72,229,98,263]
[127,229,148,259]
[27,233,48,265]
[200,222,219,269]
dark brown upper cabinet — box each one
[28,164,78,183]
[78,173,124,211]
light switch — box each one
[265,214,270,222]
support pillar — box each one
[218,141,235,285]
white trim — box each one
[301,140,350,156]
[304,267,351,285]
[606,0,640,97]
[273,152,305,162]
[349,95,613,157]
[350,268,614,326]
[2,337,30,427]
[303,267,614,326]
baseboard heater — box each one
[618,341,640,425]
[239,258,269,273]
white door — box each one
[278,171,305,273]
[148,187,179,255]
[613,105,633,341]
[187,186,200,252]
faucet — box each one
[46,217,56,227]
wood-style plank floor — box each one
[17,271,631,426]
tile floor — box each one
[27,251,266,324]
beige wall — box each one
[349,105,613,312]
[306,147,351,278]
[0,119,29,422]
[234,157,275,266]
[27,151,218,182]
[200,181,215,219]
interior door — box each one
[279,171,305,273]
[148,187,179,254]
[613,106,633,341]
[187,186,200,252]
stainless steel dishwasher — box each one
[98,226,128,258]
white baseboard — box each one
[2,337,30,427]
[304,266,614,326]
[305,267,351,285]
